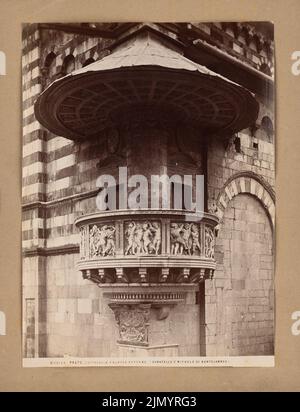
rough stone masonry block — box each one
[77,298,92,314]
[93,324,104,339]
[55,270,65,286]
[206,303,217,323]
[65,299,76,313]
[45,298,57,313]
[54,312,65,324]
[57,298,66,313]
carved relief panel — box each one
[124,221,161,256]
[109,303,151,346]
[204,226,215,259]
[170,222,201,256]
[79,217,216,260]
[89,223,116,258]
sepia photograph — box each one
[22,21,275,366]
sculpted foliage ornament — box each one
[109,303,151,345]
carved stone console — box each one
[109,303,151,346]
[101,284,195,352]
[108,290,185,346]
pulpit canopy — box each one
[35,27,259,141]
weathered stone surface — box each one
[206,194,274,356]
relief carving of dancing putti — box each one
[191,224,201,255]
[205,226,215,258]
[89,224,116,257]
[125,221,161,255]
[170,223,201,256]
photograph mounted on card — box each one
[22,22,275,367]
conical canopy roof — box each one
[35,28,259,140]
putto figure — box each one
[102,225,116,256]
[134,223,144,254]
[125,221,161,255]
[149,222,161,255]
[170,223,186,255]
[170,222,201,256]
[125,222,136,255]
[205,226,215,258]
[191,224,201,254]
[89,224,116,257]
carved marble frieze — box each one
[89,223,116,258]
[170,222,201,256]
[124,221,161,256]
[204,226,215,259]
[75,210,218,285]
[79,215,216,260]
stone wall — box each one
[205,194,274,356]
[191,22,274,77]
[45,255,118,357]
[205,96,275,355]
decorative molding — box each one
[108,291,185,303]
[108,290,185,342]
[223,171,275,202]
[81,265,214,285]
[215,172,275,227]
[22,188,99,211]
[23,244,79,257]
[75,209,219,225]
